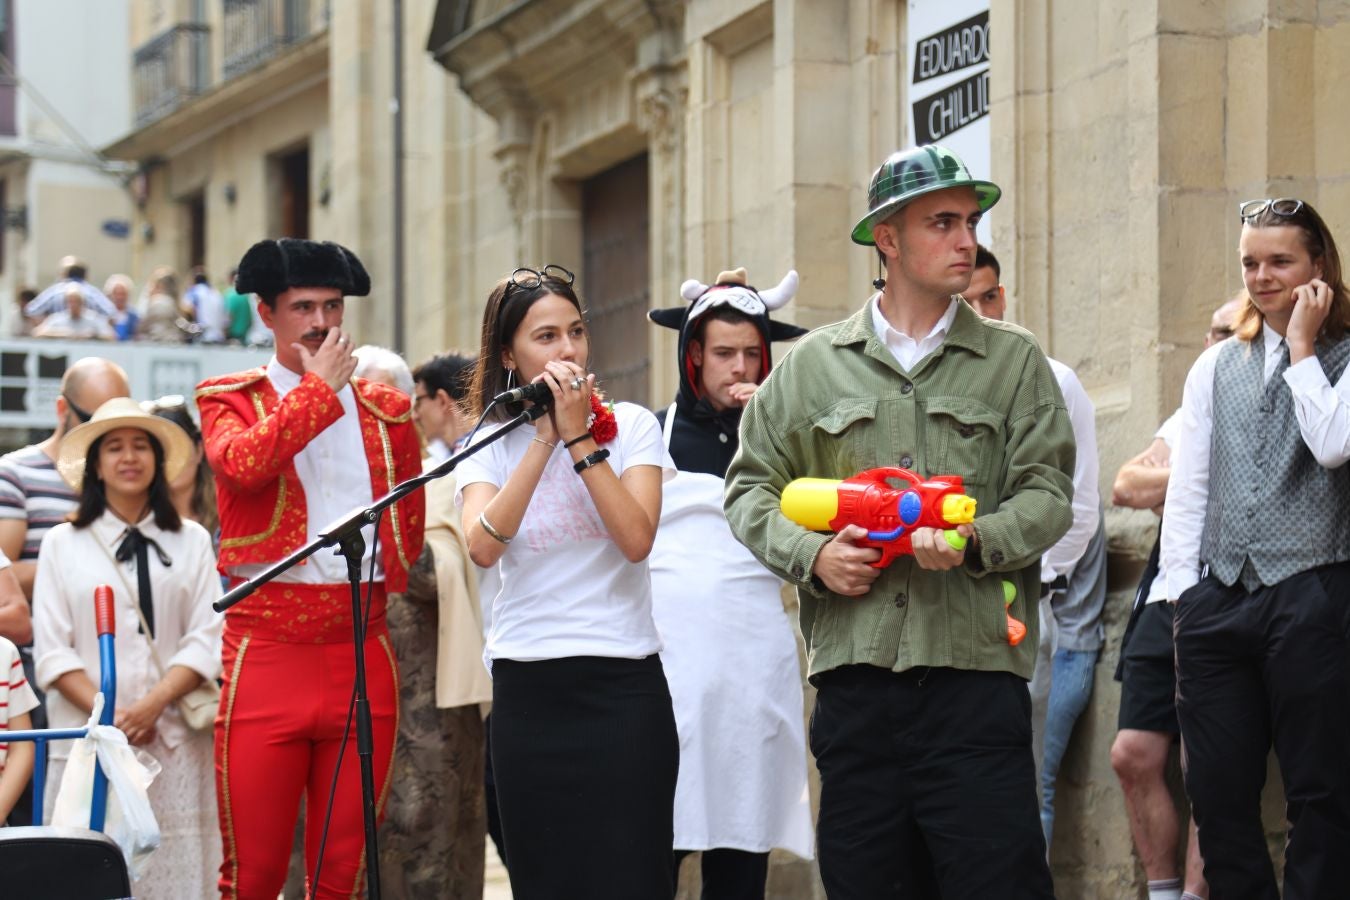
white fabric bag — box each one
[52,694,162,879]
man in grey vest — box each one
[1160,198,1350,898]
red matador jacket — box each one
[195,368,425,592]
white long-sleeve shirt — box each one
[1041,358,1099,584]
[1160,325,1350,599]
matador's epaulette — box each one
[353,376,413,424]
[195,367,268,399]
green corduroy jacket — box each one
[725,297,1076,681]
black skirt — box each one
[491,654,679,900]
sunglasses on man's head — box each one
[1239,198,1304,222]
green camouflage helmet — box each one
[851,144,1001,245]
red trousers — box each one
[215,584,398,899]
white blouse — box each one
[33,511,223,759]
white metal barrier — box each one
[0,338,273,428]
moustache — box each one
[301,329,331,342]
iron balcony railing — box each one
[132,23,211,127]
[222,0,330,80]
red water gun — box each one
[780,467,1025,645]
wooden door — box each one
[581,154,650,405]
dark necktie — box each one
[115,527,171,637]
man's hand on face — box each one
[727,382,759,406]
[812,524,883,596]
[1287,278,1333,362]
[296,327,358,393]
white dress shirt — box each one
[229,358,382,584]
[1284,346,1350,467]
[1144,409,1182,605]
[1041,359,1100,584]
[870,295,960,372]
[1159,325,1346,599]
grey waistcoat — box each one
[1199,335,1350,590]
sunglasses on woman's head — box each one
[509,265,575,291]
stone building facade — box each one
[104,0,1345,896]
[0,0,133,334]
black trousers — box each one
[673,848,769,900]
[1174,564,1350,900]
[809,665,1054,900]
[492,654,679,900]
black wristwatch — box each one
[573,448,611,474]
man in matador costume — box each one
[196,238,424,899]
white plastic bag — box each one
[52,693,162,880]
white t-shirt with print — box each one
[455,402,675,664]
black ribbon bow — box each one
[115,527,172,637]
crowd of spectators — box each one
[10,256,272,347]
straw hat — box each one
[57,397,194,492]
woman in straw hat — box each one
[32,396,223,898]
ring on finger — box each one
[570,376,584,390]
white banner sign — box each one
[908,1,993,241]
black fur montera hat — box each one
[235,238,371,297]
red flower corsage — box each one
[588,394,618,444]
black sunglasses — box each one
[509,265,575,291]
[63,393,93,424]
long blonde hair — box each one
[1236,199,1350,343]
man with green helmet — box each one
[725,144,1073,898]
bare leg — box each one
[1111,729,1180,879]
[1184,816,1208,897]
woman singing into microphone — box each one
[457,265,678,899]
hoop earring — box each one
[505,368,517,391]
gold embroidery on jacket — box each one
[219,634,251,898]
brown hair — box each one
[466,273,586,423]
[1236,200,1350,343]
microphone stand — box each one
[215,400,549,900]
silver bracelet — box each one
[530,436,555,450]
[478,510,513,544]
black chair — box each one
[0,825,131,899]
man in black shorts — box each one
[1107,295,1240,900]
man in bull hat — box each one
[647,267,815,896]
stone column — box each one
[636,55,687,409]
[327,0,386,345]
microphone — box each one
[494,381,554,406]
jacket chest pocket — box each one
[923,397,1004,486]
[810,399,880,473]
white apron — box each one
[648,406,814,857]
